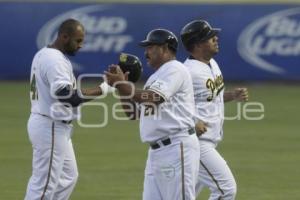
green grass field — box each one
[0,81,299,200]
[5,0,300,4]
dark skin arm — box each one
[56,83,110,107]
[116,83,164,104]
[112,70,140,120]
[81,87,102,97]
[195,89,248,136]
[105,65,165,104]
[196,88,249,134]
[105,65,164,119]
[224,88,249,102]
[77,86,103,105]
[80,80,116,100]
[119,98,140,120]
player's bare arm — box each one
[224,88,249,102]
[81,86,102,96]
[105,65,164,104]
[119,98,140,120]
[105,63,142,120]
[55,83,113,107]
[118,70,139,120]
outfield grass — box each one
[5,0,300,4]
[0,81,299,200]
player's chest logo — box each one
[206,75,224,101]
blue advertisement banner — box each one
[0,3,299,80]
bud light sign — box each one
[0,2,299,80]
[37,5,133,53]
[238,7,300,78]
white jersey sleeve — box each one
[147,64,182,101]
[139,60,196,143]
[45,58,74,97]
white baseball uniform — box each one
[140,60,200,200]
[25,47,79,200]
[184,57,237,200]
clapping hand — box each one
[104,64,129,87]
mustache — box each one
[144,53,150,59]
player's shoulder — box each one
[209,58,217,64]
[161,59,188,74]
[150,60,189,84]
[45,47,65,59]
[40,47,70,67]
[210,58,219,68]
[36,47,65,61]
[34,47,71,75]
[184,58,206,69]
[183,58,209,75]
[209,58,222,72]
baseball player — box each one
[25,19,114,200]
[180,20,249,200]
[105,29,200,200]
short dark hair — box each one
[58,19,83,36]
[185,37,203,52]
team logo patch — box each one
[160,165,175,180]
[119,53,128,63]
[151,80,165,90]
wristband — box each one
[99,82,116,95]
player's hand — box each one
[124,71,130,81]
[195,120,207,136]
[234,88,249,102]
[104,64,129,86]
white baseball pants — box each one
[24,113,78,200]
[196,140,237,200]
[143,134,200,200]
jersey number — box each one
[144,105,155,116]
[30,74,38,100]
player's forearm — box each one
[116,83,164,104]
[81,87,102,97]
[115,82,133,98]
[223,91,236,102]
[56,86,101,107]
[133,89,164,104]
[119,98,139,120]
[56,87,86,107]
[76,87,103,104]
[81,82,116,100]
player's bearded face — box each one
[64,37,83,56]
[144,45,163,69]
[64,28,85,56]
[64,40,77,56]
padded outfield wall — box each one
[0,1,299,80]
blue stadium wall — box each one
[1,2,299,80]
